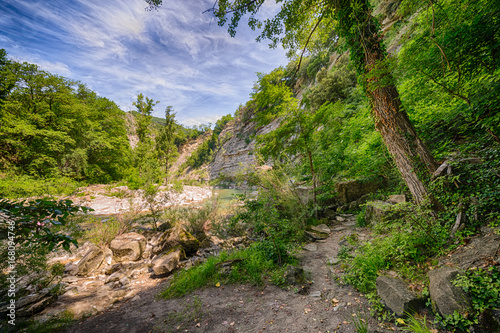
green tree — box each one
[132,93,161,182]
[0,51,131,182]
[156,106,179,184]
[146,0,439,206]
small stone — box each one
[303,243,318,252]
[309,291,322,298]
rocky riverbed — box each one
[69,184,213,215]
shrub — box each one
[83,216,130,247]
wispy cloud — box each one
[0,0,288,126]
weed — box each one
[349,306,370,333]
[83,216,130,246]
[160,245,296,299]
[404,313,434,333]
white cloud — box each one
[0,0,289,126]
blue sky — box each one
[0,0,288,126]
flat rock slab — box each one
[428,266,471,317]
[310,224,331,234]
[446,234,500,269]
[303,243,318,252]
[305,230,328,241]
[376,276,423,316]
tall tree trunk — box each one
[307,149,318,218]
[332,0,439,205]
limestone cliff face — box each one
[209,117,280,180]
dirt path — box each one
[65,216,400,333]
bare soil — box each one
[65,217,400,333]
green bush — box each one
[83,216,129,247]
[0,175,82,199]
[342,203,449,293]
[160,245,285,299]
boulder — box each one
[77,247,105,276]
[105,263,122,275]
[110,232,147,262]
[152,247,184,275]
[335,179,384,204]
[310,224,331,234]
[305,227,329,241]
[154,227,200,256]
[376,276,423,316]
[365,201,398,225]
[105,271,127,284]
[428,266,471,317]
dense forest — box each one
[0,51,222,197]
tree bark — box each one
[331,0,439,205]
[362,29,438,205]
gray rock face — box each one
[447,234,500,269]
[376,276,423,316]
[365,201,398,225]
[110,232,147,262]
[334,179,384,204]
[77,247,105,276]
[208,117,281,180]
[428,266,471,317]
[152,248,183,275]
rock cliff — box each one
[208,116,280,180]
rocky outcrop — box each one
[428,266,471,317]
[334,179,384,204]
[365,200,399,225]
[209,117,280,180]
[76,246,106,276]
[376,276,423,316]
[110,232,147,262]
[152,247,184,276]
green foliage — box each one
[402,314,434,333]
[0,198,90,251]
[156,106,179,183]
[182,114,234,170]
[342,203,448,293]
[83,216,130,247]
[349,306,370,333]
[0,174,82,199]
[143,183,164,231]
[0,54,132,183]
[398,0,500,147]
[303,55,357,111]
[160,246,282,299]
[445,267,500,329]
